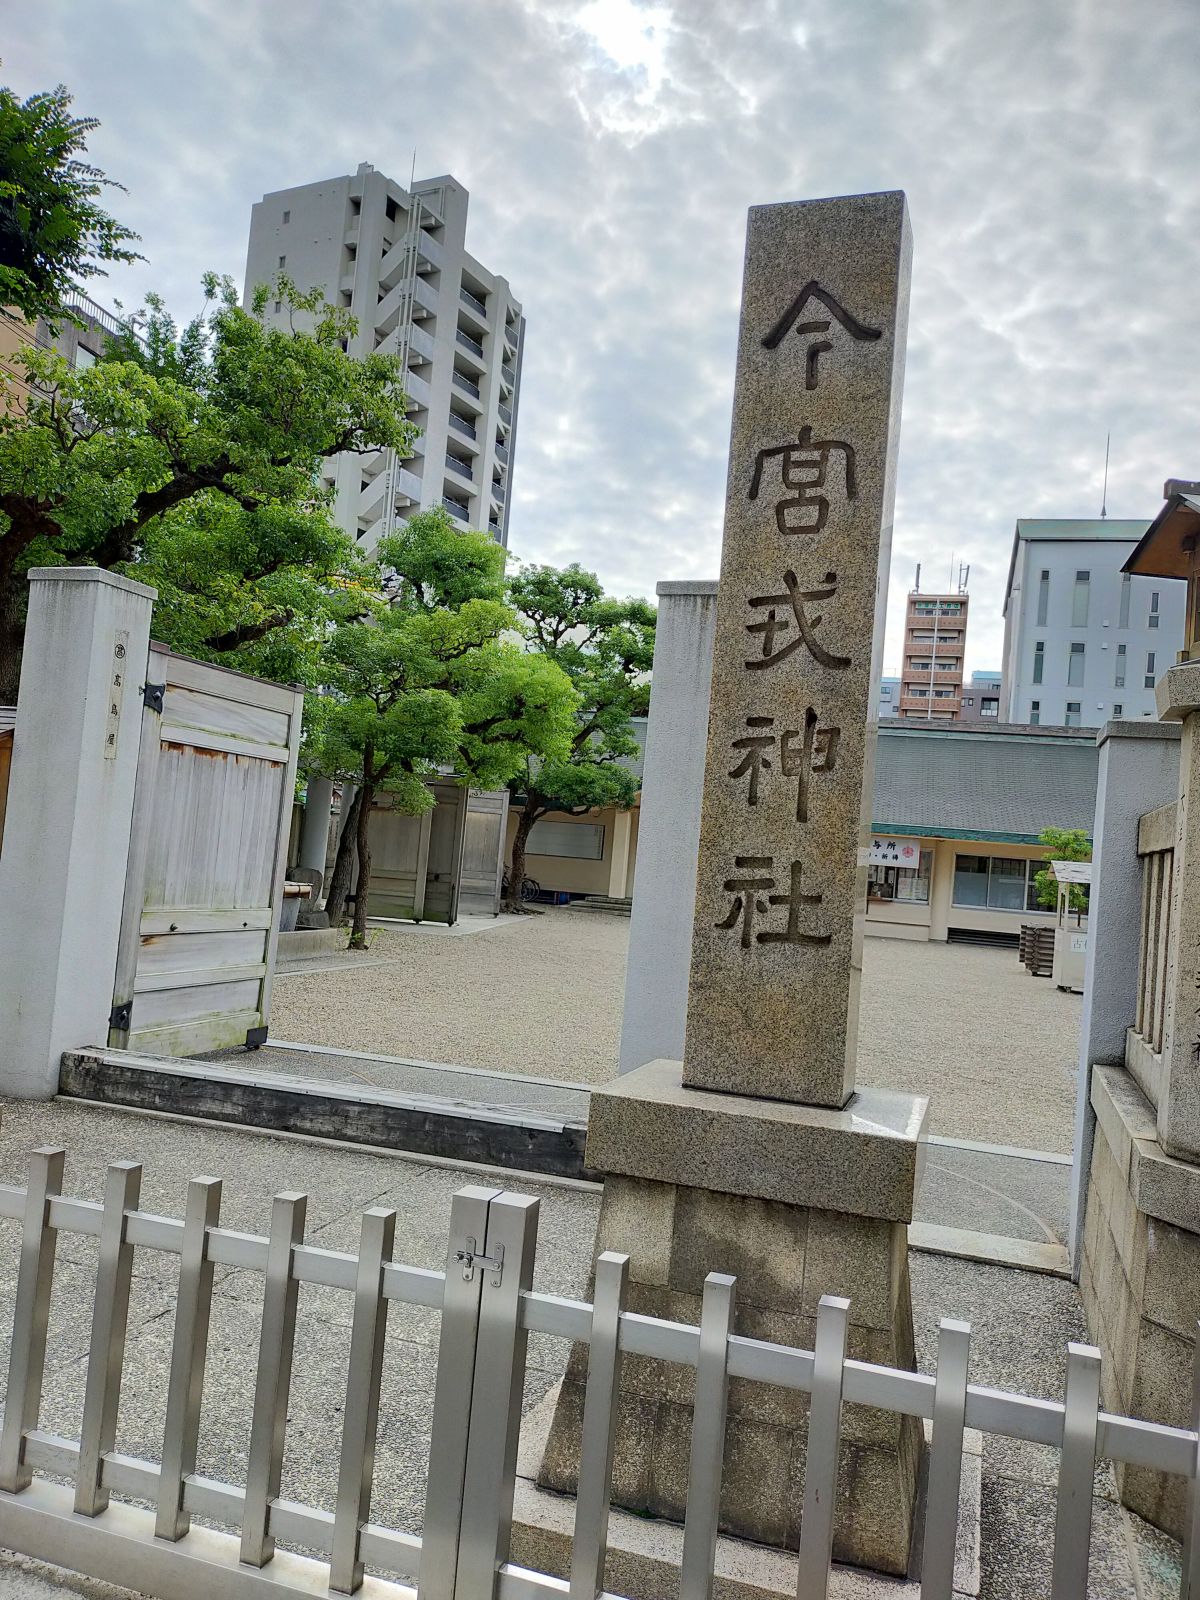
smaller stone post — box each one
[298,775,335,877]
[0,569,156,1098]
[618,582,717,1074]
[1154,663,1200,1161]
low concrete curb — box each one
[59,1048,589,1178]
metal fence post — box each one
[1050,1342,1102,1600]
[75,1160,142,1516]
[0,1147,65,1493]
[240,1190,307,1568]
[419,1186,504,1600]
[921,1318,971,1600]
[1179,1321,1200,1600]
[569,1252,630,1600]
[680,1272,737,1600]
[451,1192,540,1600]
[796,1295,850,1600]
[155,1175,222,1540]
[331,1205,398,1595]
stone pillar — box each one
[0,569,156,1098]
[298,775,335,877]
[618,582,717,1074]
[1067,721,1180,1275]
[541,194,926,1578]
[1154,663,1200,1161]
[606,808,634,899]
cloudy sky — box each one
[9,0,1199,672]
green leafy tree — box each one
[315,512,579,947]
[1033,825,1092,916]
[0,78,141,326]
[0,274,411,696]
[504,563,656,911]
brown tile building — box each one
[897,586,969,719]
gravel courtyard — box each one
[271,913,1081,1153]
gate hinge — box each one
[455,1239,504,1285]
[142,681,165,714]
[109,1001,132,1033]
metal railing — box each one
[498,403,513,428]
[452,371,481,400]
[495,442,510,465]
[445,454,473,481]
[459,286,488,318]
[503,323,519,348]
[442,497,469,521]
[0,1152,1196,1600]
[501,364,516,387]
[456,329,484,359]
[448,413,477,441]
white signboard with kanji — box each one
[869,836,922,867]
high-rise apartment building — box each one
[244,163,523,549]
[1000,519,1185,727]
[896,584,969,720]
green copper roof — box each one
[1014,518,1150,541]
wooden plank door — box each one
[109,649,303,1056]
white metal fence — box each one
[0,1150,1197,1600]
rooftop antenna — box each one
[914,562,921,593]
[1101,431,1110,520]
[410,149,417,191]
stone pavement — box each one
[0,1098,1179,1597]
[270,914,1082,1153]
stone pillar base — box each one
[1081,1063,1200,1541]
[537,1061,928,1578]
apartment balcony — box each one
[442,496,470,522]
[418,229,444,270]
[498,402,513,429]
[448,412,478,443]
[494,441,510,466]
[445,453,473,482]
[403,370,432,410]
[396,466,424,504]
[459,285,488,322]
[455,328,485,364]
[407,322,436,363]
[452,370,481,403]
[412,275,439,318]
[503,322,519,351]
[898,692,962,717]
[374,278,407,338]
[501,363,516,388]
[491,478,505,503]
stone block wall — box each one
[1081,1064,1200,1538]
[538,1174,922,1576]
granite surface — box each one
[683,191,912,1107]
[587,1059,928,1222]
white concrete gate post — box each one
[0,568,156,1098]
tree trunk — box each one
[504,804,541,912]
[0,576,26,705]
[324,788,361,925]
[349,778,374,949]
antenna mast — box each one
[1101,432,1110,520]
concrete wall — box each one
[505,804,639,899]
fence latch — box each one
[455,1238,504,1286]
[109,1001,132,1032]
[142,681,165,714]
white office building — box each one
[244,163,523,549]
[1000,519,1185,727]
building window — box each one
[1072,571,1090,628]
[1113,703,1123,717]
[282,209,290,224]
[981,698,998,717]
[1037,570,1050,626]
[1115,643,1126,688]
[73,344,98,370]
[867,849,932,906]
[1119,573,1131,628]
[1032,641,1044,684]
[1030,700,1041,726]
[1149,590,1160,629]
[273,300,282,313]
[953,854,1039,912]
[526,819,605,860]
[278,254,286,269]
[1145,651,1156,689]
[1067,641,1085,686]
[1065,701,1081,727]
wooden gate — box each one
[108,646,303,1056]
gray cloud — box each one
[8,0,1200,671]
